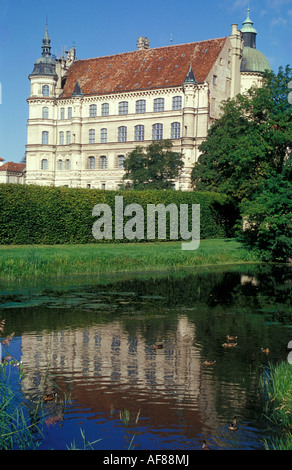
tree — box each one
[191,66,292,203]
[240,174,292,261]
[122,139,184,190]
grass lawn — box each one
[0,238,261,282]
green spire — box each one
[42,24,52,57]
[241,8,257,34]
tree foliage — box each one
[191,66,292,202]
[240,175,292,261]
[122,139,184,189]
[191,66,292,261]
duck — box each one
[228,416,238,432]
[43,393,57,402]
[226,335,238,341]
[153,342,164,350]
[201,440,210,450]
[203,360,216,366]
[261,348,270,355]
[222,342,237,348]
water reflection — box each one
[0,264,291,450]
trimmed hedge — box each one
[0,184,238,244]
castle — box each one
[25,10,270,190]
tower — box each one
[240,9,271,92]
[29,24,58,98]
[26,25,58,185]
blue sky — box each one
[0,0,291,163]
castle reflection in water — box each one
[19,314,222,432]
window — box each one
[100,156,107,169]
[100,128,107,143]
[58,160,63,170]
[101,103,109,116]
[101,183,106,190]
[118,155,125,169]
[89,129,95,144]
[42,131,49,144]
[89,156,95,169]
[42,85,49,96]
[213,75,217,85]
[172,96,182,110]
[68,107,72,119]
[66,159,70,170]
[171,122,181,139]
[136,99,146,113]
[119,101,128,115]
[42,107,49,119]
[118,126,127,142]
[60,108,65,120]
[41,159,48,170]
[66,131,71,145]
[59,131,64,145]
[152,123,163,140]
[153,98,164,112]
[134,124,144,141]
[90,104,97,117]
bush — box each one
[0,184,238,245]
[240,177,292,261]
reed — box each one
[261,362,292,450]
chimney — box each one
[137,37,150,50]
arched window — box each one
[100,128,107,143]
[59,131,64,145]
[42,85,49,96]
[119,101,128,115]
[152,123,163,140]
[118,126,127,142]
[68,107,72,119]
[89,129,95,144]
[58,160,63,170]
[100,156,107,169]
[134,125,144,141]
[136,99,146,113]
[41,159,48,170]
[66,159,70,170]
[88,156,95,169]
[66,131,71,145]
[60,108,65,120]
[89,104,97,117]
[153,98,164,112]
[172,96,182,110]
[42,131,49,144]
[118,155,125,169]
[42,107,49,119]
[171,122,181,139]
[101,103,109,116]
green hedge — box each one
[0,184,238,244]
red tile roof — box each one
[60,37,227,98]
[0,157,5,162]
[0,162,26,172]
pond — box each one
[0,264,291,450]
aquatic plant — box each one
[261,362,292,450]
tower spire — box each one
[241,7,257,48]
[42,21,52,57]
